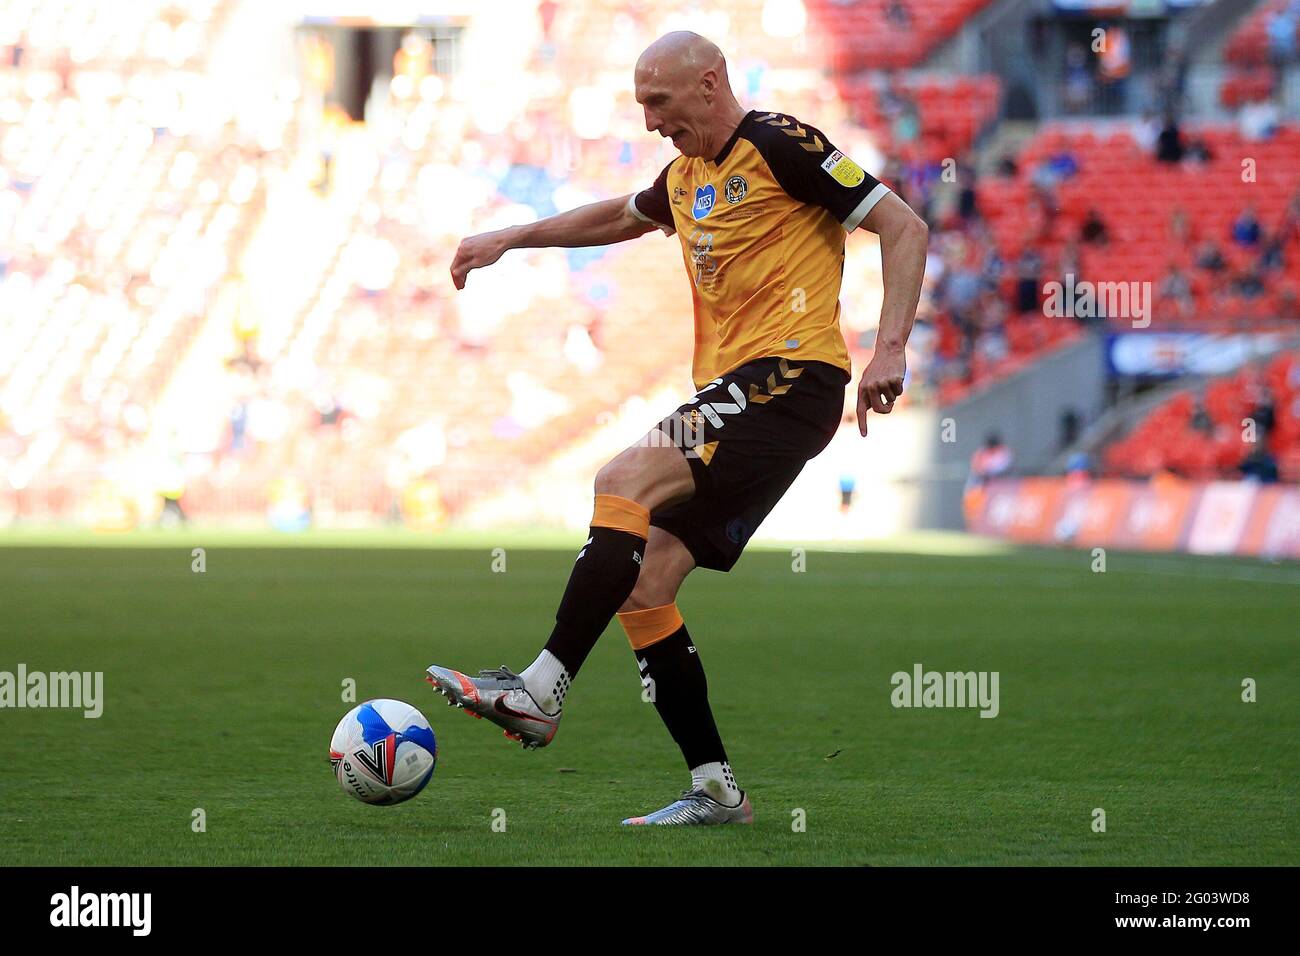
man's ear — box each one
[700,69,718,100]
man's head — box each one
[634,32,745,159]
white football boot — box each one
[622,789,754,826]
[424,664,559,750]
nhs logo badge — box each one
[692,184,716,220]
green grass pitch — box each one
[1,531,1296,866]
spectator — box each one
[6,31,25,69]
[1247,380,1277,434]
[941,237,983,330]
[1080,207,1110,245]
[229,401,249,454]
[1281,287,1300,321]
[1015,248,1043,314]
[393,32,431,91]
[1169,207,1194,245]
[968,433,1013,489]
[878,71,908,120]
[1155,37,1189,115]
[1232,206,1262,248]
[54,47,74,97]
[885,0,912,30]
[1063,44,1093,114]
[1059,238,1082,283]
[1028,152,1076,221]
[1267,4,1298,69]
[1260,232,1285,272]
[1281,192,1300,246]
[838,472,856,513]
[1045,150,1079,180]
[980,233,1006,287]
[957,157,979,221]
[892,97,921,145]
[1239,98,1279,142]
[1065,453,1092,492]
[1133,110,1160,153]
[974,292,1010,362]
[1155,113,1184,163]
[1060,409,1083,450]
[1191,401,1213,435]
[1160,264,1194,318]
[1196,240,1227,272]
[1232,262,1266,299]
[1184,136,1214,164]
[315,390,344,427]
[227,339,262,374]
[153,445,189,525]
[1240,445,1279,483]
[1097,22,1132,113]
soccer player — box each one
[428,31,927,825]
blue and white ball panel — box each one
[330,699,437,805]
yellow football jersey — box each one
[628,110,891,390]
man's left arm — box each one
[855,192,928,436]
[753,115,928,435]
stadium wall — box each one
[921,333,1107,530]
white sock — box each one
[520,649,569,715]
[691,761,741,807]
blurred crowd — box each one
[4,0,1300,529]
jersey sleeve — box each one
[627,161,676,236]
[754,113,891,232]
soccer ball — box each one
[330,699,438,805]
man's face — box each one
[635,67,708,158]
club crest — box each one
[724,175,748,204]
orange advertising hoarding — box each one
[968,478,1295,560]
[1114,478,1198,552]
[1238,487,1300,560]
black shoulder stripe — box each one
[742,111,885,229]
[754,112,828,155]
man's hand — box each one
[449,194,656,290]
[856,344,906,436]
[450,230,511,290]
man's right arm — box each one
[449,194,656,290]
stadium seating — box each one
[1102,351,1300,481]
[806,0,995,71]
[1225,0,1295,68]
[5,0,1297,528]
[174,33,699,521]
[0,0,269,496]
[977,124,1300,330]
[837,74,1000,165]
[1219,0,1295,108]
[14,0,859,522]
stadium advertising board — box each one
[1106,333,1287,378]
[968,478,1300,560]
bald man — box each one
[430,32,928,825]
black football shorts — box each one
[649,357,850,572]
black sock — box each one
[634,623,727,770]
[542,496,648,676]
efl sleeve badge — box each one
[820,150,866,188]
